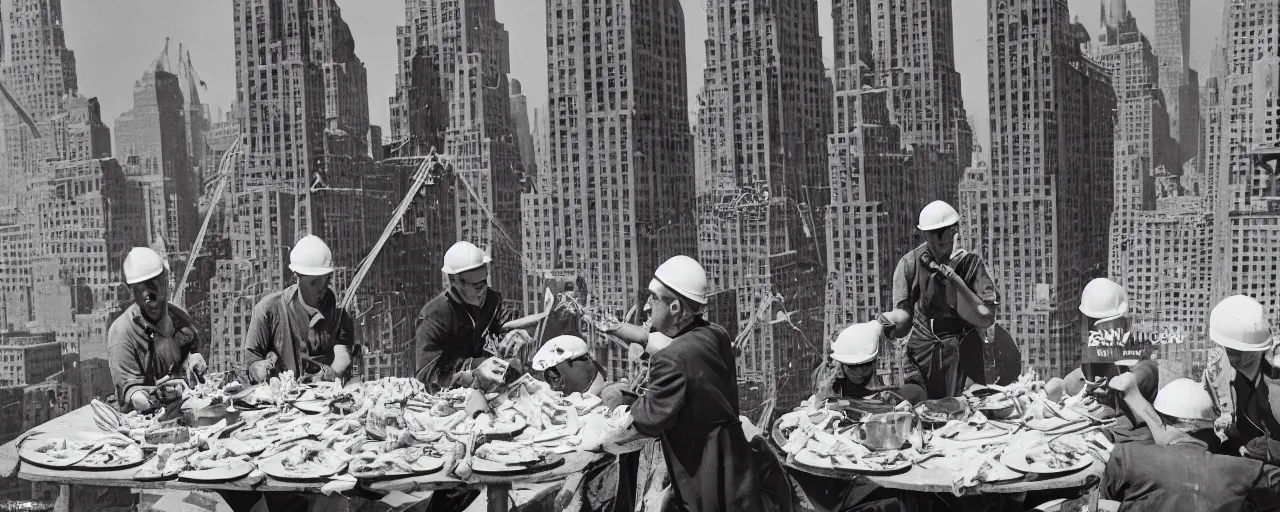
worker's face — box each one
[297,273,331,308]
[1226,347,1263,375]
[452,267,489,306]
[841,361,876,386]
[646,280,686,337]
[129,271,169,323]
[544,356,595,394]
[923,225,957,264]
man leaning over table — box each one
[108,247,207,413]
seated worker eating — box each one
[811,321,927,405]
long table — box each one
[769,424,1105,511]
[2,406,614,512]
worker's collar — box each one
[587,373,607,396]
[131,303,174,338]
[290,286,328,328]
[671,315,708,338]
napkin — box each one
[321,474,357,495]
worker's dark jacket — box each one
[107,303,200,412]
[1219,359,1280,455]
[1103,437,1280,511]
[892,244,999,398]
[243,285,354,381]
[413,288,518,392]
[632,318,761,512]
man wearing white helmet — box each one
[880,200,999,399]
[243,235,354,384]
[810,321,927,403]
[533,335,647,512]
[1100,375,1280,510]
[623,255,762,512]
[1202,294,1280,459]
[413,241,538,393]
[108,247,206,413]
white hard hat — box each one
[1153,378,1216,422]
[1079,278,1128,319]
[288,235,334,276]
[917,200,960,231]
[532,335,590,371]
[441,241,492,275]
[123,247,168,285]
[653,255,708,305]
[830,321,882,365]
[1209,295,1274,352]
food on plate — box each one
[474,440,545,466]
[260,441,350,480]
[349,444,447,478]
[916,398,968,423]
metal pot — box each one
[848,412,915,451]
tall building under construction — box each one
[695,0,831,411]
[961,0,1115,378]
[391,0,523,311]
[824,0,974,387]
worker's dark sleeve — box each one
[1100,444,1128,502]
[335,309,356,348]
[414,307,453,391]
[1249,463,1280,510]
[107,322,147,404]
[169,306,204,358]
[243,299,275,367]
[891,255,916,313]
[962,255,1001,307]
[632,352,686,437]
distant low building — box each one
[0,332,60,387]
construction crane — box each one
[173,138,244,307]
[0,80,41,138]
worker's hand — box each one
[248,354,277,384]
[497,330,531,357]
[301,365,339,384]
[156,379,188,402]
[628,343,646,362]
[473,357,509,387]
[600,383,639,410]
[1107,373,1137,395]
[184,353,208,382]
[463,388,491,418]
[130,389,159,413]
[583,310,623,334]
[1084,376,1110,397]
[1215,412,1232,433]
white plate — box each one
[178,461,254,483]
[792,448,913,475]
[293,400,327,414]
[999,446,1091,475]
[350,456,445,480]
[258,450,348,481]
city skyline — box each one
[55,0,1222,164]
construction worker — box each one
[230,235,353,512]
[243,235,353,384]
[810,321,927,404]
[532,335,645,512]
[107,248,205,413]
[620,255,762,512]
[1100,376,1280,510]
[1202,295,1280,459]
[879,200,998,399]
[414,241,534,393]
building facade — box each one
[544,0,697,378]
[0,332,60,387]
[1151,0,1200,166]
[966,0,1116,378]
[695,0,832,410]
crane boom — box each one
[174,138,243,307]
[0,80,41,138]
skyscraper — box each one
[114,48,199,255]
[212,0,375,372]
[393,0,523,310]
[964,0,1116,378]
[1205,0,1280,327]
[825,0,974,386]
[509,78,535,179]
[1152,0,1200,166]
[544,0,697,377]
[1092,3,1175,287]
[696,0,831,410]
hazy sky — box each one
[52,0,1222,160]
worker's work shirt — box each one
[892,244,1000,342]
[1206,352,1280,454]
[632,318,761,512]
[413,288,519,392]
[107,303,200,412]
[243,284,354,381]
[1102,436,1280,511]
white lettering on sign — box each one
[1087,328,1186,347]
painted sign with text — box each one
[1081,318,1186,364]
